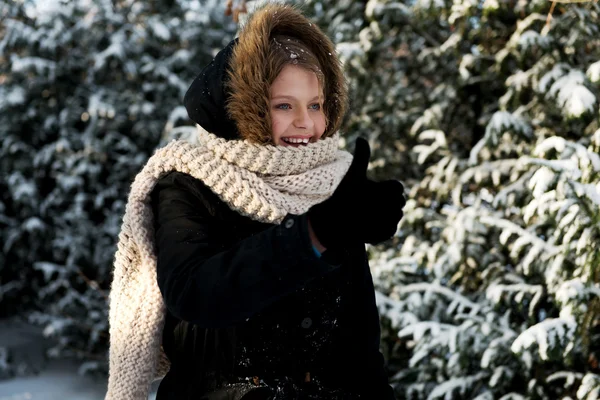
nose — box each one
[293,108,314,130]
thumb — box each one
[347,137,370,180]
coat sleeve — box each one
[151,173,339,328]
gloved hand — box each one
[308,138,406,249]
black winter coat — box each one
[150,172,395,400]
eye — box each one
[275,103,291,110]
[310,103,321,111]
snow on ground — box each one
[0,318,158,400]
[0,359,106,400]
[0,363,159,400]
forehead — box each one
[270,65,321,93]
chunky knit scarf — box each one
[105,126,352,400]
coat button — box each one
[301,317,312,329]
[285,219,294,229]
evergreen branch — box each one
[546,370,585,385]
[394,282,480,312]
[493,170,535,208]
[427,373,489,400]
[487,283,544,318]
[454,313,518,336]
[479,215,561,253]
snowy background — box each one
[1,0,599,399]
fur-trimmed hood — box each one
[227,3,348,143]
[183,3,348,143]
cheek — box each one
[270,114,290,139]
[314,114,326,137]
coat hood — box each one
[226,3,348,143]
[184,38,240,140]
[184,3,348,143]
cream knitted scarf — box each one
[105,126,352,400]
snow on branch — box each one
[570,181,600,207]
[93,30,126,71]
[546,370,584,387]
[486,283,544,317]
[511,316,577,361]
[411,104,444,136]
[10,55,57,78]
[427,373,489,400]
[148,17,171,41]
[365,0,411,24]
[539,63,571,92]
[513,13,547,36]
[527,166,558,199]
[413,0,446,12]
[493,170,534,207]
[523,157,581,177]
[1,19,36,53]
[556,279,600,305]
[22,0,76,25]
[394,282,480,313]
[587,61,600,83]
[511,30,551,51]
[541,68,597,118]
[534,136,600,173]
[485,112,532,138]
[398,321,457,341]
[577,373,600,400]
[469,112,532,165]
[336,42,367,72]
[453,160,521,207]
[498,394,526,400]
[375,290,420,328]
[481,333,519,369]
[162,106,191,139]
[413,129,448,164]
[506,70,532,92]
[480,215,559,253]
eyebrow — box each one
[271,95,321,102]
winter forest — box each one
[1,0,599,398]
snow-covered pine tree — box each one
[297,0,600,398]
[0,0,235,370]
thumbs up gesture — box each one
[308,138,406,249]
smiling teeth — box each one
[283,138,310,144]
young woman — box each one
[106,4,405,400]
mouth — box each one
[281,136,313,147]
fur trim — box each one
[226,3,349,144]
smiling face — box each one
[269,65,326,147]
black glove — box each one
[308,138,406,248]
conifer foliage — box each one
[0,0,235,371]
